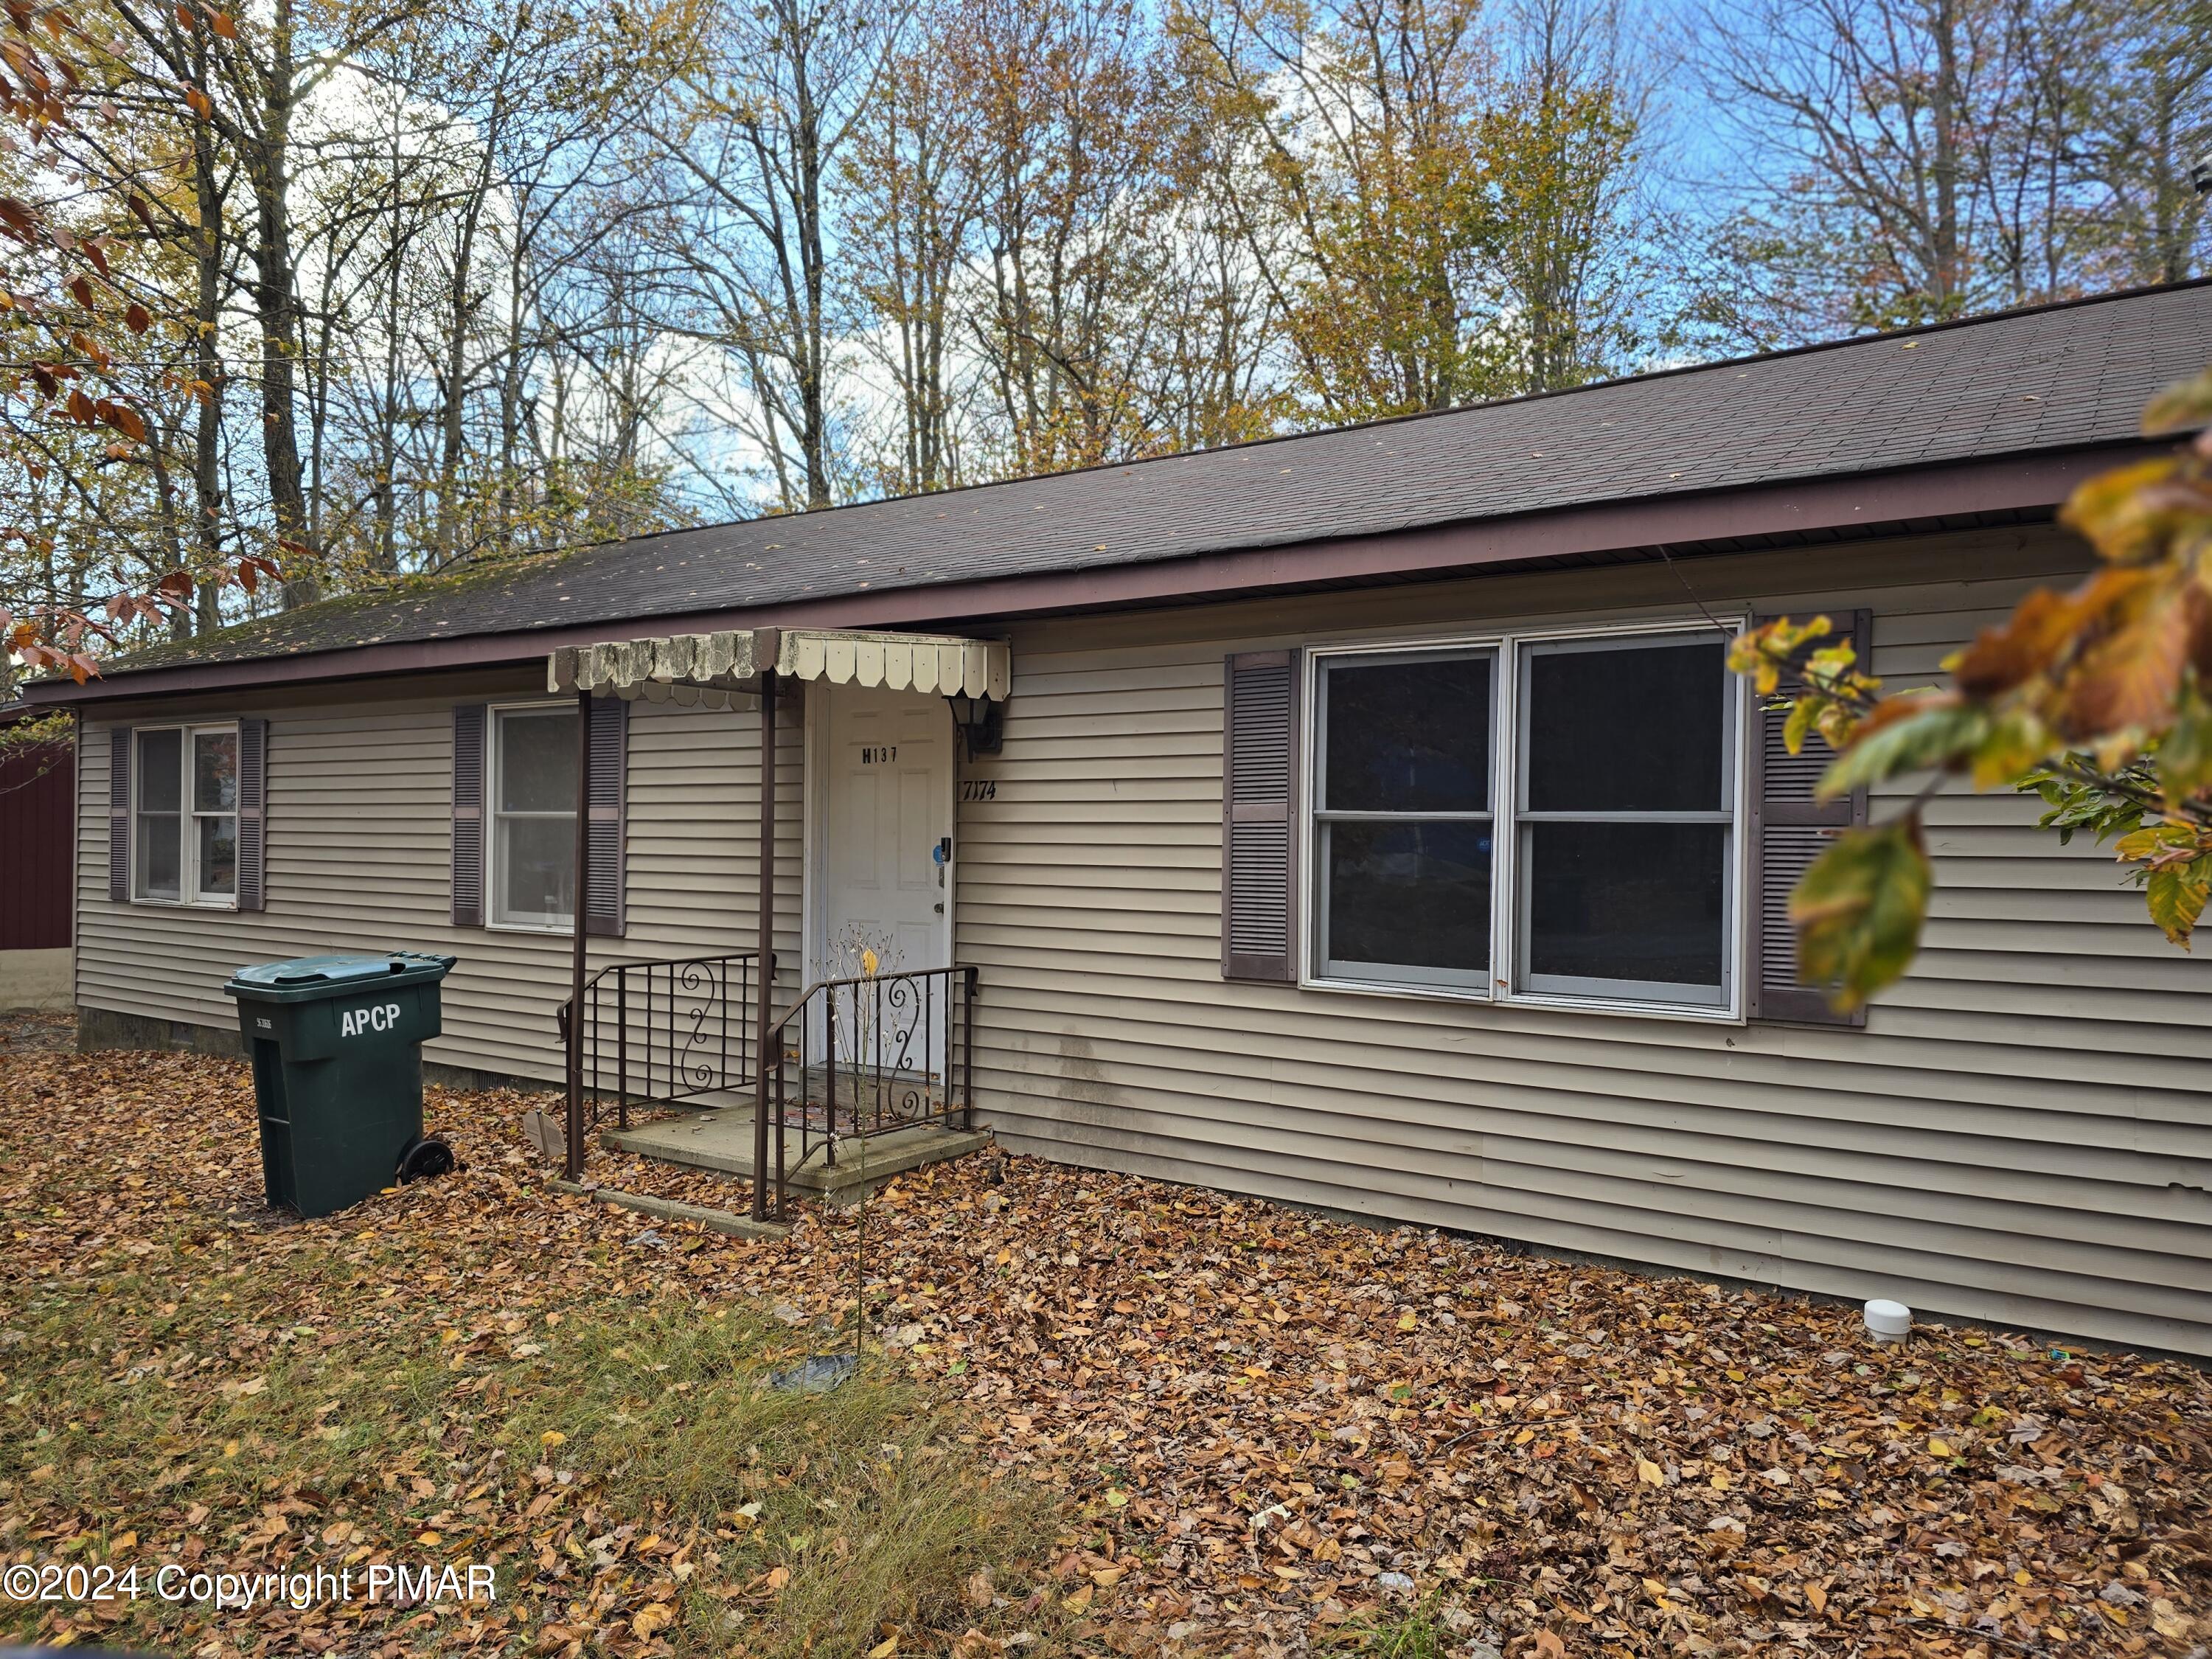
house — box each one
[0,700,74,1012]
[26,282,2212,1357]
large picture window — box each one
[1309,625,1741,1015]
[491,703,578,930]
[134,725,237,905]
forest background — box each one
[1,0,2205,669]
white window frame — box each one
[487,700,580,934]
[1301,616,1749,1023]
[1310,641,1500,992]
[131,721,240,909]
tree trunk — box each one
[191,30,227,636]
[246,0,319,608]
[791,22,833,510]
[436,131,495,564]
[499,218,529,547]
[1930,0,1961,307]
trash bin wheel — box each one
[397,1135,456,1183]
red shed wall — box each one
[1,738,74,950]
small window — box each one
[1514,636,1733,1007]
[491,704,577,929]
[134,724,237,905]
[1313,650,1495,989]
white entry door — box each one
[817,684,953,981]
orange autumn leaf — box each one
[1951,586,2086,698]
[2061,578,2197,737]
[102,400,147,442]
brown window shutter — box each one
[236,717,269,912]
[1747,609,1871,1025]
[584,695,626,937]
[107,726,131,903]
[451,704,487,928]
[1222,650,1301,981]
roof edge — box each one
[26,438,2143,709]
[458,275,2212,542]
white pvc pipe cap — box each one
[1864,1298,1913,1342]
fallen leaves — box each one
[2,1046,2210,1659]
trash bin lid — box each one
[226,952,456,991]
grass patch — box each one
[491,1305,1054,1656]
[1,1225,1058,1657]
[1320,1596,1467,1658]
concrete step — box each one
[603,1110,989,1199]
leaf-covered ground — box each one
[4,1042,2210,1659]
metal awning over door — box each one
[548,623,1008,1220]
[547,627,1009,709]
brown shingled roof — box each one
[91,279,2212,681]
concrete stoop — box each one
[602,1108,989,1203]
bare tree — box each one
[108,0,423,605]
[2086,0,2212,286]
[1692,0,1995,332]
[842,4,983,494]
[1690,0,2207,344]
[639,0,904,511]
[952,0,1178,471]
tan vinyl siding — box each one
[953,524,2212,1357]
[68,518,2212,1356]
[76,672,803,1086]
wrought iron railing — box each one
[557,956,977,1213]
[762,964,978,1200]
[557,950,766,1133]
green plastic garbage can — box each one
[223,951,457,1218]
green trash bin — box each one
[223,951,458,1218]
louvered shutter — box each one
[451,704,487,928]
[1222,650,1301,981]
[583,695,626,937]
[1747,610,1871,1025]
[236,717,268,911]
[107,726,131,903]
